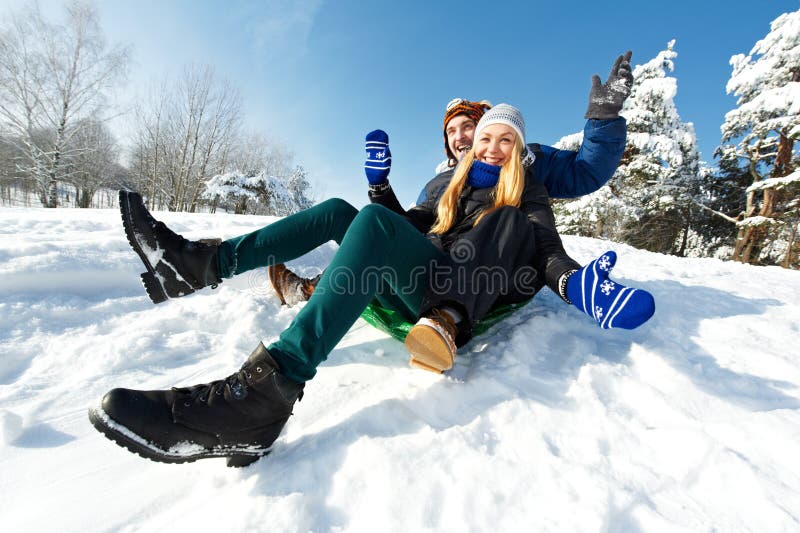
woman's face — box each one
[474,124,516,166]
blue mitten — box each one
[566,251,655,330]
[364,129,391,185]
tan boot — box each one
[405,309,459,373]
[268,263,319,306]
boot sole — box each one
[404,321,455,373]
[408,358,445,374]
[88,407,270,468]
[119,191,169,304]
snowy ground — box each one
[1,206,799,532]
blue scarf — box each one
[467,160,501,188]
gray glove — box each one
[584,51,633,119]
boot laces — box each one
[181,362,266,405]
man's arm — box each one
[531,117,627,199]
[534,51,633,199]
[363,129,440,233]
[368,181,437,234]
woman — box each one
[89,104,654,467]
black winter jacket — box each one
[368,153,554,251]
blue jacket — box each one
[526,117,626,199]
[417,117,626,203]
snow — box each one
[724,82,800,129]
[204,171,293,204]
[2,206,800,531]
[0,409,24,444]
[727,11,800,99]
[203,170,298,215]
[736,215,778,228]
[746,169,800,193]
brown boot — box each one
[268,263,320,306]
[405,308,459,373]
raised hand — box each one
[364,129,391,185]
[584,51,634,120]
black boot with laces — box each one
[88,343,303,467]
[119,190,222,304]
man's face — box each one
[445,115,477,161]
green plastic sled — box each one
[359,298,530,343]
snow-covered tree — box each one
[716,9,800,268]
[286,165,314,212]
[203,167,312,216]
[554,41,707,255]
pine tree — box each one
[717,9,800,268]
[554,41,707,255]
[690,154,747,257]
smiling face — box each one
[474,123,517,166]
[445,115,477,162]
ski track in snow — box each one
[1,206,799,532]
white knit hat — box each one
[474,103,526,145]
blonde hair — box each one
[430,138,526,234]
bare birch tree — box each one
[0,1,129,207]
[130,65,242,211]
[64,118,119,207]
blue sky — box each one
[3,0,798,207]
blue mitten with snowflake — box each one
[364,129,391,185]
[566,251,655,329]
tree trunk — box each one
[733,132,795,264]
[46,177,59,208]
[594,219,604,239]
[677,225,688,256]
[235,197,246,215]
[149,133,160,211]
[78,188,94,208]
[782,214,799,269]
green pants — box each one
[218,199,444,383]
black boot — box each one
[119,190,222,304]
[88,343,303,467]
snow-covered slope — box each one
[1,206,799,532]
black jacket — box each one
[368,156,554,251]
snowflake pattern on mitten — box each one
[566,251,655,330]
[364,130,392,185]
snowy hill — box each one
[1,206,799,532]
